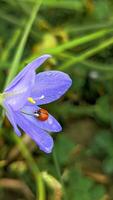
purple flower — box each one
[2,55,72,153]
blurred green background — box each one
[1,0,113,199]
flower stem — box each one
[13,134,45,200]
[1,1,45,200]
[0,93,5,106]
[52,148,67,200]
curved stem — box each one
[13,134,45,200]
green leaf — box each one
[67,169,106,200]
[54,135,75,165]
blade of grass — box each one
[65,21,113,33]
[4,0,42,88]
[60,53,113,72]
[42,29,113,55]
[22,28,113,63]
[43,0,83,10]
[81,60,113,72]
[21,0,83,10]
[1,29,21,64]
[59,36,113,70]
[0,10,21,26]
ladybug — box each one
[34,108,49,121]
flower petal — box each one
[3,101,21,136]
[5,54,51,92]
[21,105,62,132]
[4,70,35,111]
[14,111,53,153]
[31,70,72,105]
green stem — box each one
[52,149,62,182]
[13,134,45,200]
[1,29,21,63]
[52,148,67,200]
[19,0,83,10]
[44,29,112,55]
[1,1,45,200]
[22,28,113,67]
[60,53,113,72]
[4,0,42,88]
[65,21,113,33]
[59,36,113,70]
[0,93,4,106]
[36,174,45,200]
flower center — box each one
[27,97,36,104]
[27,95,45,105]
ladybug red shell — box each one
[34,108,49,121]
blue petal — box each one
[3,101,21,136]
[5,55,51,92]
[4,55,51,111]
[31,70,72,105]
[21,105,62,132]
[4,70,35,111]
[14,111,54,153]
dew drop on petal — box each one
[39,95,45,100]
[48,118,53,125]
[58,91,62,95]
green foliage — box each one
[67,170,106,200]
[54,135,75,166]
[90,130,113,174]
[95,96,111,124]
[1,0,113,199]
[93,0,111,20]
